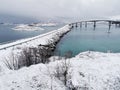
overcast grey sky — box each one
[0,0,120,19]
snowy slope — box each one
[1,51,120,90]
[0,64,66,90]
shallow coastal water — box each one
[55,23,120,56]
[0,24,64,44]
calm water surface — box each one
[55,23,120,56]
[0,24,64,44]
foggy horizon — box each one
[0,0,120,20]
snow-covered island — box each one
[1,25,120,90]
[12,24,44,31]
[12,22,57,31]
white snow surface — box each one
[12,24,44,31]
[1,51,120,90]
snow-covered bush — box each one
[3,45,55,70]
[4,51,19,70]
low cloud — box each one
[0,0,120,19]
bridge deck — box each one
[70,20,120,26]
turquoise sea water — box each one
[55,23,120,56]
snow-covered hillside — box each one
[1,51,120,90]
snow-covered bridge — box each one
[70,19,120,29]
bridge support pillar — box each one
[75,23,78,27]
[93,21,96,30]
[108,21,111,30]
[80,22,82,28]
[85,22,87,28]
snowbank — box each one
[0,63,66,90]
[68,51,120,90]
[1,51,120,90]
[12,24,44,31]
